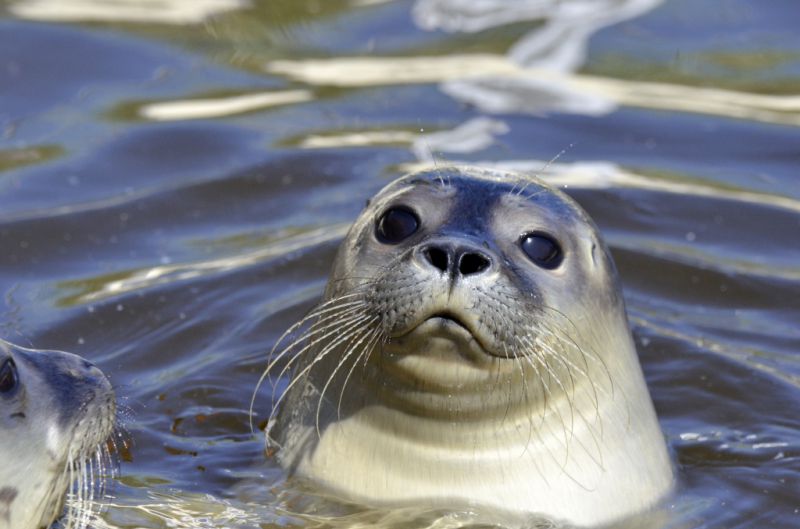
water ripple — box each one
[57,224,349,306]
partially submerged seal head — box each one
[265,167,673,527]
[0,340,116,529]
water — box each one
[1,0,798,527]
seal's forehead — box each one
[381,167,584,219]
[390,167,522,193]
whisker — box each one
[337,327,383,419]
[249,299,368,431]
[516,336,573,454]
[265,319,365,446]
[539,305,614,395]
[312,314,378,435]
[269,308,370,398]
[517,328,607,473]
[515,143,575,196]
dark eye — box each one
[376,207,419,244]
[520,232,563,269]
[0,358,18,394]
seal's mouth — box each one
[427,311,471,332]
[393,310,496,357]
[397,311,475,339]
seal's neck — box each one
[277,353,673,527]
[273,320,674,527]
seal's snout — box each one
[419,239,492,278]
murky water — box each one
[1,0,798,527]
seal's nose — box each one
[421,241,492,277]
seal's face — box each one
[0,341,116,529]
[268,167,673,527]
[320,167,622,416]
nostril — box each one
[459,252,490,276]
[424,247,449,272]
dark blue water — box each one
[1,0,798,527]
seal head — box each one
[0,340,116,529]
[266,167,673,527]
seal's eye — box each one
[520,232,563,269]
[376,207,419,244]
[0,358,18,394]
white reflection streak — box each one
[574,75,800,125]
[413,0,662,72]
[74,224,349,304]
[87,492,268,529]
[265,55,800,126]
[410,117,509,161]
[413,0,659,35]
[9,0,249,24]
[266,55,518,86]
[140,90,314,121]
[299,131,417,149]
[298,117,509,159]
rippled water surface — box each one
[1,0,799,527]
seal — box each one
[0,339,116,529]
[262,166,674,527]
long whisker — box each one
[337,327,383,419]
[540,305,614,394]
[525,335,577,439]
[249,299,368,432]
[307,313,374,428]
[264,313,370,445]
[517,326,607,473]
[507,342,538,458]
[517,335,574,446]
[514,143,575,196]
[269,308,370,398]
[314,315,380,435]
[263,299,366,378]
[536,326,608,418]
